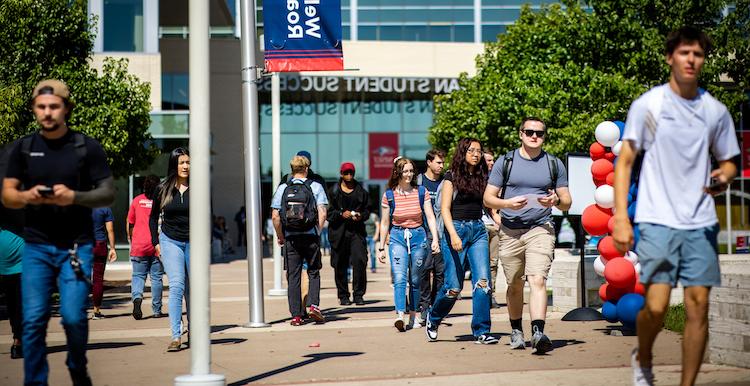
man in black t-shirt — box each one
[328,162,370,305]
[416,149,445,323]
[2,80,114,386]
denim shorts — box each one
[636,223,720,287]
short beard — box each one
[40,123,61,132]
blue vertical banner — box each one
[263,0,344,72]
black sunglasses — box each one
[523,129,546,138]
[342,170,355,175]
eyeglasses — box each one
[523,129,546,138]
[466,148,483,155]
[342,170,354,175]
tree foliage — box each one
[0,0,157,177]
[430,0,749,158]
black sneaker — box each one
[132,298,143,320]
[354,297,365,305]
[531,328,552,354]
[339,297,352,306]
[475,334,499,345]
[10,344,22,359]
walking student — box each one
[377,157,439,331]
[426,138,496,344]
[328,162,370,306]
[483,117,571,353]
[2,79,115,385]
[364,212,380,273]
[126,175,164,320]
[90,207,117,319]
[612,27,739,386]
[481,150,504,309]
[415,149,446,322]
[150,147,191,352]
[271,155,328,326]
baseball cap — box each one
[296,150,312,162]
[32,79,71,102]
[340,162,355,173]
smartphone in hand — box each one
[705,179,726,195]
[37,186,54,197]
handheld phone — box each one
[37,186,54,197]
[705,179,725,194]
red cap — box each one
[340,162,355,173]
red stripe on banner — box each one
[265,58,344,72]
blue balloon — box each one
[617,293,645,325]
[629,183,638,198]
[602,301,619,323]
[627,202,637,220]
[614,120,626,139]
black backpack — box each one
[500,149,558,199]
[280,179,318,232]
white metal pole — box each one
[268,73,287,296]
[240,0,270,327]
[350,0,358,41]
[473,0,482,43]
[726,188,732,254]
[175,0,225,384]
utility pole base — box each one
[243,322,271,328]
[268,288,287,296]
[174,374,226,386]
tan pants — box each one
[485,224,504,293]
[498,223,555,285]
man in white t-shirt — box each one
[613,27,740,386]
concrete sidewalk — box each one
[1,250,748,385]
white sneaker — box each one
[394,312,406,332]
[631,348,655,386]
[410,313,423,329]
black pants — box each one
[0,273,22,340]
[284,234,321,317]
[331,232,368,301]
[419,248,445,320]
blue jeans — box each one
[22,242,93,385]
[389,226,427,312]
[131,256,165,313]
[367,236,377,271]
[159,234,190,339]
[429,220,491,337]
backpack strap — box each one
[417,185,426,214]
[385,189,395,218]
[499,150,514,199]
[546,152,558,191]
[20,135,33,178]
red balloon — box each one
[599,283,609,302]
[591,159,614,181]
[582,204,612,236]
[605,282,632,302]
[604,257,637,288]
[607,216,615,234]
[590,142,606,160]
[594,178,607,187]
[634,282,646,296]
[605,171,615,185]
[598,236,624,260]
[604,152,616,162]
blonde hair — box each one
[290,155,310,174]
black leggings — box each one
[0,273,22,341]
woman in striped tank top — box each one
[376,158,440,332]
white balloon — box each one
[595,121,620,147]
[594,185,615,208]
[612,141,623,156]
[634,262,642,276]
[625,251,638,265]
[593,256,607,276]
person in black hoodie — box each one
[149,147,190,352]
[328,162,370,305]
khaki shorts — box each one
[498,222,555,284]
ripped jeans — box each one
[388,226,427,313]
[429,219,491,337]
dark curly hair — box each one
[449,138,488,195]
[142,174,161,200]
[387,157,417,190]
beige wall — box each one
[90,53,162,110]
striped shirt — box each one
[381,188,431,228]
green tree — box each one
[0,0,157,177]
[430,0,749,158]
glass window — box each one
[359,26,378,40]
[341,102,365,132]
[358,10,380,23]
[428,26,451,42]
[402,132,431,160]
[482,9,522,23]
[149,112,190,136]
[317,134,342,178]
[111,177,130,258]
[402,100,433,131]
[429,9,473,22]
[403,26,428,41]
[364,101,402,132]
[379,26,404,41]
[103,0,144,52]
[482,24,506,42]
[317,102,341,132]
[260,133,272,176]
[162,73,189,110]
[341,134,365,177]
[260,104,272,133]
[281,134,317,169]
[280,104,316,132]
[342,25,351,40]
[454,25,474,42]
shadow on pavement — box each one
[594,325,637,336]
[322,305,393,316]
[47,341,143,354]
[211,338,246,345]
[454,332,510,342]
[228,352,364,385]
[211,324,237,333]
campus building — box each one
[88,0,748,250]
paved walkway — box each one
[1,250,748,385]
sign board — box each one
[263,0,344,72]
[563,154,596,216]
[368,133,398,179]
